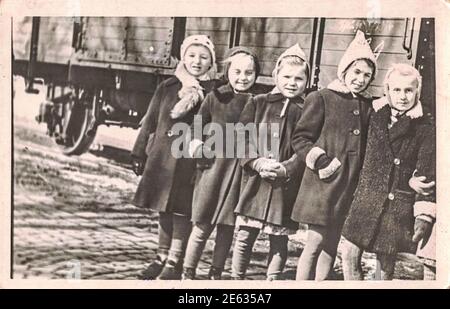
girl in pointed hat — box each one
[181,46,260,280]
[291,30,379,280]
[340,63,436,280]
[230,44,309,280]
[131,34,217,280]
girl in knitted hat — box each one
[291,30,380,280]
[131,35,217,280]
[230,44,309,280]
[340,63,436,280]
[181,46,260,280]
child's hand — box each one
[412,217,433,243]
[195,145,215,170]
[132,158,145,176]
[409,176,435,196]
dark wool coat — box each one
[131,76,216,216]
[290,88,372,226]
[234,92,305,229]
[342,104,436,255]
[191,84,252,226]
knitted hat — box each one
[180,34,216,65]
[222,46,260,81]
[336,30,382,81]
[272,43,310,82]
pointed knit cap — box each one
[337,30,378,81]
[180,34,216,65]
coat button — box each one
[353,129,360,136]
[353,110,360,116]
[166,130,173,137]
[388,193,395,200]
[394,158,401,165]
[273,132,279,138]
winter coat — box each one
[290,88,372,226]
[131,76,216,215]
[234,92,305,229]
[191,84,252,226]
[342,104,436,255]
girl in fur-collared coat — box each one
[131,35,217,280]
[181,47,260,280]
[291,30,380,280]
[231,44,308,280]
[341,63,436,280]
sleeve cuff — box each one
[414,201,436,219]
[318,157,341,179]
[188,139,204,158]
[305,146,326,170]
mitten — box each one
[412,217,433,243]
[314,153,333,170]
[132,157,146,176]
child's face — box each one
[387,71,419,111]
[227,54,257,92]
[183,44,212,77]
[275,63,307,98]
[343,60,373,93]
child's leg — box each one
[231,226,259,279]
[157,212,173,260]
[140,212,173,279]
[210,224,235,277]
[296,224,327,280]
[375,253,396,280]
[183,223,214,271]
[158,214,192,280]
[315,221,344,280]
[341,238,364,280]
[267,234,288,280]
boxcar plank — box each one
[241,18,313,33]
[324,18,407,37]
[322,34,406,54]
[127,27,173,42]
[85,24,126,39]
[128,17,174,28]
[185,29,230,45]
[84,17,127,27]
[83,38,124,53]
[239,32,311,50]
[186,17,232,31]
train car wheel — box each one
[60,95,96,155]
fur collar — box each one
[327,79,373,99]
[373,96,423,119]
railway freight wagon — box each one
[12,17,435,155]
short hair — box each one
[384,63,421,88]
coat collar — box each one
[376,104,414,143]
[373,96,423,119]
[327,79,373,99]
[268,87,305,108]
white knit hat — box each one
[180,34,216,65]
[272,43,310,81]
[337,30,382,81]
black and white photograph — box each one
[1,0,449,288]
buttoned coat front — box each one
[342,104,436,255]
[234,92,305,230]
[131,76,215,216]
[290,88,372,226]
[191,84,252,226]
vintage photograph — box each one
[2,0,449,288]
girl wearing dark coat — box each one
[181,47,260,280]
[291,30,381,280]
[230,44,309,280]
[341,63,436,280]
[131,35,217,280]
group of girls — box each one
[131,31,436,281]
